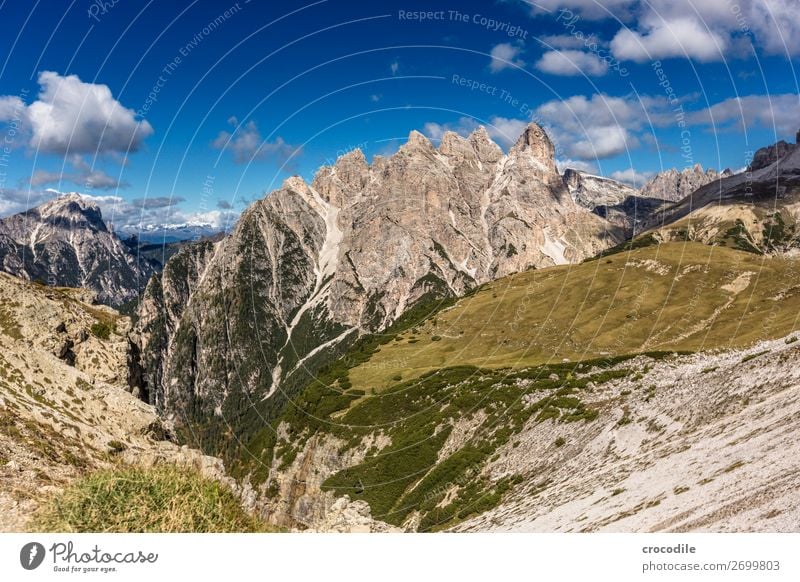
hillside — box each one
[0,272,243,531]
[132,122,623,457]
[640,137,800,253]
[346,242,800,390]
[225,242,800,531]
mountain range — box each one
[2,122,799,532]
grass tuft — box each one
[32,465,276,533]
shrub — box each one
[32,465,273,532]
[554,437,565,447]
[90,321,114,340]
[431,335,442,342]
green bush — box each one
[90,321,114,340]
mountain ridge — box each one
[0,193,156,306]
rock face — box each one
[563,169,665,235]
[0,272,231,531]
[0,193,156,306]
[134,123,623,449]
[639,164,729,202]
[748,140,797,171]
[563,168,637,209]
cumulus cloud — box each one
[539,34,604,50]
[535,49,609,76]
[1,71,154,155]
[535,93,674,159]
[129,196,185,209]
[528,0,800,60]
[610,167,656,187]
[610,16,727,63]
[489,42,525,72]
[0,188,60,216]
[217,200,233,209]
[522,0,635,20]
[212,117,300,166]
[687,94,800,136]
[26,153,126,190]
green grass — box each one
[32,465,277,533]
[347,243,800,391]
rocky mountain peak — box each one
[402,129,435,153]
[0,193,155,305]
[34,193,108,233]
[509,122,558,175]
[135,120,621,435]
[639,164,724,202]
[748,139,798,172]
[468,127,504,163]
[438,130,470,155]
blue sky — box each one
[0,0,798,233]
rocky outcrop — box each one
[0,272,232,531]
[0,194,156,306]
[642,135,800,251]
[563,169,665,235]
[639,164,729,202]
[135,123,623,441]
[748,139,797,171]
[563,169,637,209]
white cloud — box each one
[0,188,59,216]
[390,60,399,75]
[539,34,605,50]
[9,71,154,155]
[535,93,673,159]
[571,125,636,159]
[610,16,727,63]
[528,0,800,60]
[609,167,656,187]
[556,158,599,173]
[27,154,126,190]
[212,118,300,165]
[687,94,800,136]
[489,42,525,72]
[535,49,609,76]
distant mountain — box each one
[639,164,730,202]
[747,133,798,171]
[563,169,666,235]
[640,135,800,253]
[117,222,225,244]
[0,193,156,306]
